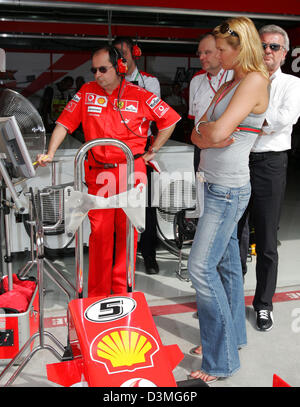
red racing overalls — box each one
[57,80,180,297]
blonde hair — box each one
[213,16,269,79]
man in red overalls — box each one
[37,46,180,297]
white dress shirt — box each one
[125,66,161,139]
[125,66,160,97]
[188,68,233,124]
[252,68,300,152]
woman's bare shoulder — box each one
[243,71,269,86]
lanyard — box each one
[211,79,239,117]
[128,69,146,89]
[207,70,228,94]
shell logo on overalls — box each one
[96,97,107,106]
[90,326,159,374]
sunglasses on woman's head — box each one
[90,65,113,74]
[219,23,239,38]
[262,43,285,52]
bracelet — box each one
[195,121,208,135]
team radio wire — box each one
[89,75,148,165]
[116,75,148,140]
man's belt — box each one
[250,150,288,158]
[89,153,144,169]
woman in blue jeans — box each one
[188,17,270,383]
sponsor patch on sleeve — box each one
[146,95,161,109]
[153,101,170,118]
[64,101,77,113]
[72,92,81,103]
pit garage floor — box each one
[0,159,300,392]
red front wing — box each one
[47,292,184,387]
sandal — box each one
[189,345,203,358]
[188,370,218,384]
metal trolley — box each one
[0,138,144,386]
[72,138,139,298]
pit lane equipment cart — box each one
[46,138,191,387]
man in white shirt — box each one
[113,36,161,275]
[188,32,233,172]
[239,25,300,331]
[113,36,160,97]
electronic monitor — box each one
[0,115,35,178]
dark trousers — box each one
[237,209,250,276]
[193,145,201,174]
[139,165,157,259]
[238,151,288,311]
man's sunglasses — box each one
[262,43,285,52]
[90,65,113,74]
[219,23,239,38]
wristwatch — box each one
[195,121,208,135]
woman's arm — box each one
[191,124,234,149]
[195,73,269,145]
[190,100,234,149]
[190,82,235,149]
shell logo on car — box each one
[90,326,159,374]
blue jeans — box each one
[188,181,251,377]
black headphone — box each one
[109,46,128,76]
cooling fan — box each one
[156,178,196,259]
[0,88,69,251]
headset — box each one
[113,38,145,87]
[132,43,142,59]
[112,37,142,60]
[91,45,146,140]
[109,46,128,76]
[89,44,146,168]
[106,44,147,139]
